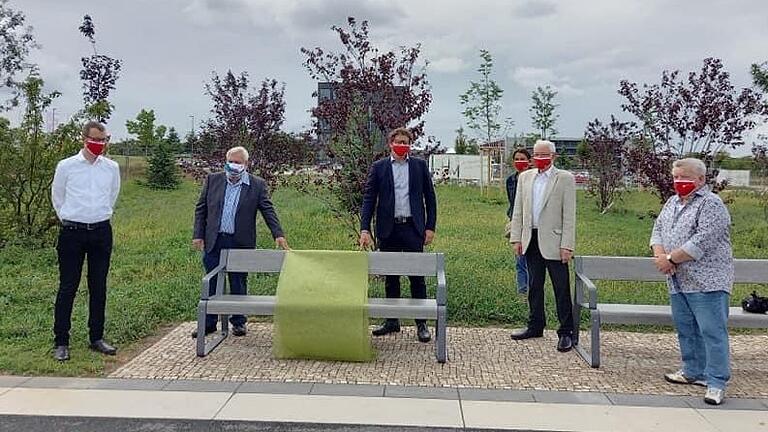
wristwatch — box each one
[666,254,677,265]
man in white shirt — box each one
[50,121,121,361]
[509,140,577,352]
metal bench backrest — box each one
[224,249,443,276]
[574,256,768,284]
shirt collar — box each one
[76,149,101,164]
[673,185,709,205]
[227,172,250,186]
[536,165,555,178]
[390,155,409,164]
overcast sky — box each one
[10,0,768,153]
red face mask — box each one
[86,140,106,156]
[533,157,552,170]
[514,160,529,172]
[674,180,697,197]
[391,144,410,158]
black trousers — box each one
[53,224,113,346]
[378,221,426,325]
[202,233,247,329]
[524,229,574,336]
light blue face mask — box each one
[224,162,246,177]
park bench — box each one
[196,249,448,363]
[572,256,768,368]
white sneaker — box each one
[664,370,706,387]
[704,387,725,405]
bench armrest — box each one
[436,253,447,306]
[201,263,226,300]
[575,271,598,309]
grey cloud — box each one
[512,0,557,18]
[199,0,249,13]
[288,0,403,32]
[10,0,767,151]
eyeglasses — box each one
[86,135,110,143]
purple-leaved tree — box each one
[584,116,636,212]
[300,17,436,242]
[619,57,767,202]
[189,70,310,187]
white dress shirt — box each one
[51,150,121,223]
[532,165,554,229]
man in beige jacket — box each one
[509,140,576,352]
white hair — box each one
[672,158,706,177]
[534,139,556,154]
[226,146,249,162]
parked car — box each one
[573,171,591,185]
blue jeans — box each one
[670,291,730,390]
[516,255,528,294]
[203,233,247,329]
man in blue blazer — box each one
[359,128,438,342]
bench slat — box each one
[205,295,438,319]
[597,304,768,328]
[368,298,438,319]
[225,249,439,276]
[577,256,768,284]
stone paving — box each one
[110,322,768,398]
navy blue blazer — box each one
[360,157,437,240]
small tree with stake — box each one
[78,14,122,123]
[584,116,636,213]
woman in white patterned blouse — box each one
[649,157,733,406]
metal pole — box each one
[189,114,195,156]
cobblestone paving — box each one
[110,322,768,398]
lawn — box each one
[0,179,765,376]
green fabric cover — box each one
[273,250,374,362]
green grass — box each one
[0,181,765,376]
[111,155,147,180]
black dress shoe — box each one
[89,339,117,356]
[191,327,217,338]
[53,345,69,361]
[510,327,544,340]
[557,334,573,352]
[416,322,431,343]
[232,324,247,337]
[372,320,401,336]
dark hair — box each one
[512,148,531,160]
[82,121,105,137]
[387,127,414,144]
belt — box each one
[61,220,110,230]
[394,216,413,224]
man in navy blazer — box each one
[359,128,437,342]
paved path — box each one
[112,322,768,398]
[1,376,767,431]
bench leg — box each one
[436,306,447,363]
[196,302,207,356]
[574,309,601,368]
[572,298,582,347]
[196,301,229,357]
